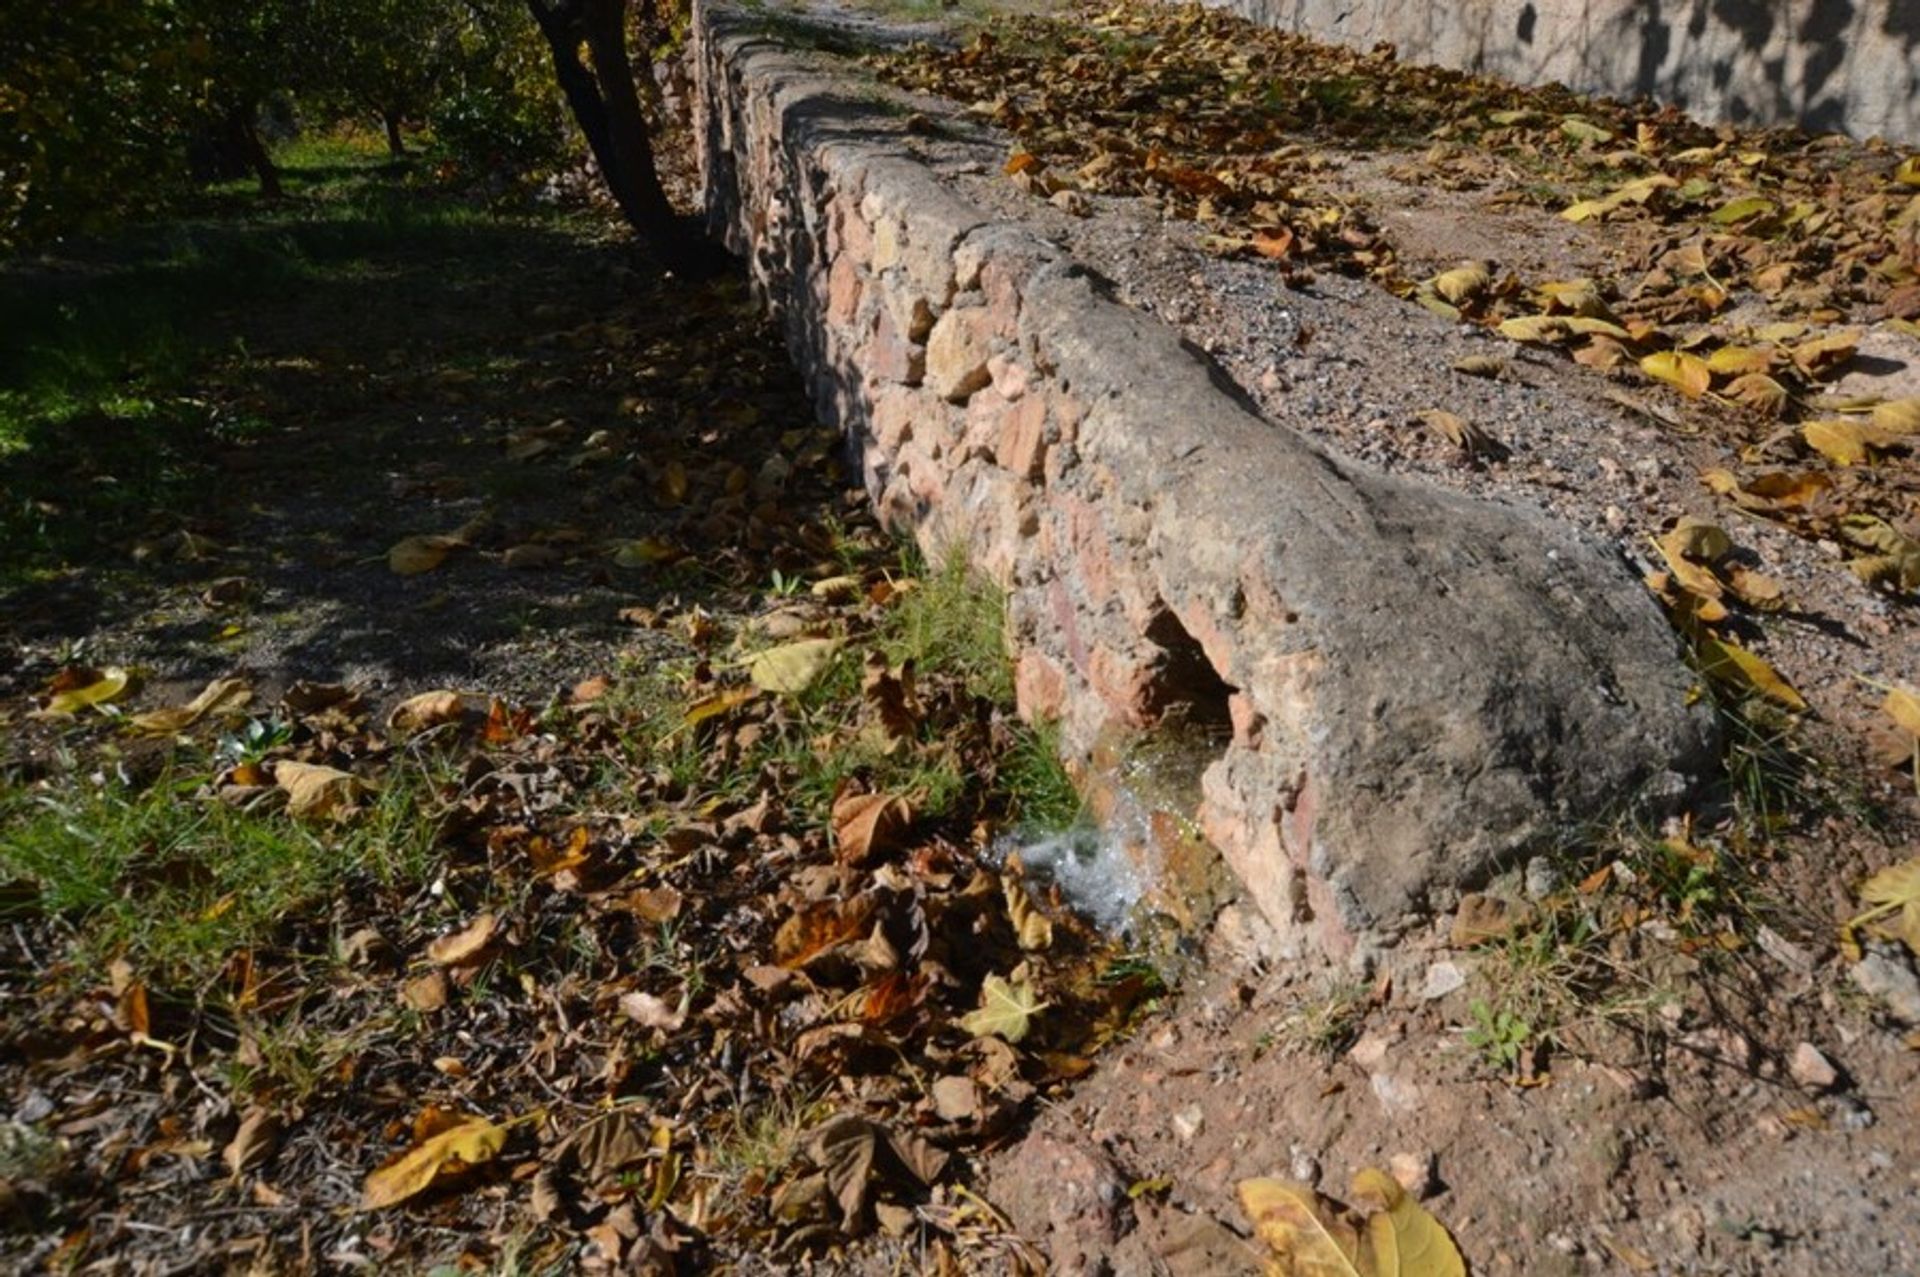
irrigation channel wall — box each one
[692,0,1717,961]
[1202,0,1920,146]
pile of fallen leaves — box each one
[2,543,1160,1270]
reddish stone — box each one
[869,386,918,451]
[833,193,873,264]
[980,256,1023,337]
[995,394,1048,480]
[826,253,862,326]
[1088,644,1159,727]
[961,388,1011,464]
[865,305,925,387]
[1015,649,1068,721]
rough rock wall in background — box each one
[693,2,1716,962]
[1204,0,1920,145]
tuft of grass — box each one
[1267,978,1372,1058]
[0,760,447,983]
[1002,717,1081,829]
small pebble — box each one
[1524,855,1562,900]
[1389,1150,1437,1199]
[1172,1105,1205,1142]
[1788,1041,1838,1091]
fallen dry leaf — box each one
[361,1113,509,1210]
[274,761,364,819]
[388,533,465,576]
[387,689,467,735]
[224,1108,282,1178]
[831,791,912,867]
[1850,856,1920,955]
[41,667,130,717]
[750,637,842,694]
[1640,349,1711,399]
[128,677,251,735]
[427,913,498,966]
[959,973,1046,1043]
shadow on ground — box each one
[0,155,843,716]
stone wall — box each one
[1203,0,1920,145]
[693,2,1716,962]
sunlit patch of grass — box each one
[876,546,1014,704]
[0,760,449,983]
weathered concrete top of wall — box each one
[694,0,1716,963]
[1205,0,1920,145]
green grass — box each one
[0,757,447,983]
[603,544,1075,835]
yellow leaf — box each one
[43,667,131,717]
[128,676,251,736]
[1696,636,1806,710]
[1723,373,1787,417]
[1803,418,1870,466]
[1003,875,1055,951]
[1660,518,1730,563]
[1896,156,1920,187]
[656,460,689,507]
[1884,685,1920,738]
[1352,1168,1467,1277]
[1704,345,1771,376]
[1790,329,1861,379]
[1561,316,1632,339]
[1430,262,1489,304]
[1639,350,1712,399]
[1854,856,1920,954]
[1237,1178,1363,1277]
[1840,515,1920,590]
[1725,565,1784,612]
[958,974,1046,1043]
[389,534,464,576]
[1559,116,1613,144]
[1708,194,1775,225]
[1561,198,1613,223]
[810,574,863,600]
[683,685,759,729]
[1534,278,1605,315]
[274,761,365,819]
[1871,397,1920,432]
[748,637,841,695]
[360,1115,508,1210]
[1496,315,1571,345]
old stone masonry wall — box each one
[692,1,1716,962]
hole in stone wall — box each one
[1142,605,1236,734]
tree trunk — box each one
[527,0,637,217]
[527,0,719,269]
[579,0,683,247]
[226,103,281,199]
[383,111,406,156]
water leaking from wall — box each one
[993,721,1238,953]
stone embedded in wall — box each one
[924,306,996,402]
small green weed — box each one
[1464,998,1533,1071]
